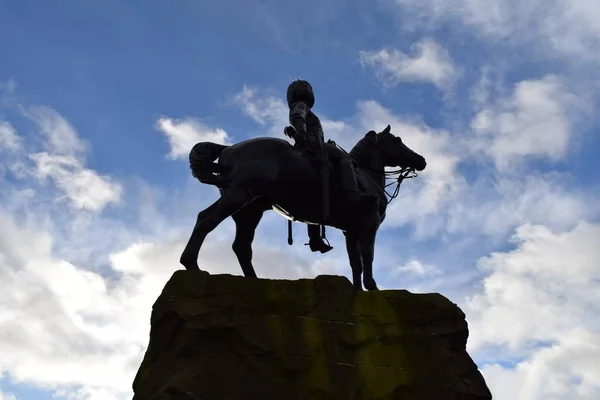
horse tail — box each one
[189,142,231,188]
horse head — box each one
[368,124,426,171]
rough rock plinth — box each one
[132,270,491,400]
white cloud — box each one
[231,85,290,137]
[359,38,459,89]
[0,121,25,180]
[390,0,600,63]
[0,210,136,399]
[482,330,600,400]
[444,172,599,239]
[0,121,22,152]
[393,259,439,276]
[29,152,122,212]
[0,104,124,212]
[467,222,600,350]
[0,389,17,400]
[470,75,583,171]
[156,116,230,160]
[23,106,87,156]
[465,222,600,399]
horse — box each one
[180,124,427,291]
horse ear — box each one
[383,124,391,134]
[365,130,376,137]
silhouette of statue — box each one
[284,79,377,254]
[180,115,426,291]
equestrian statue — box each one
[180,79,427,291]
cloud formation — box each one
[0,389,17,400]
[393,259,440,276]
[470,75,583,171]
[1,105,122,213]
[231,85,290,137]
[466,222,600,399]
[156,117,230,160]
[0,121,22,152]
[390,0,600,63]
[359,38,459,90]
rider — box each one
[284,79,378,253]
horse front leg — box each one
[358,215,380,291]
[344,230,363,290]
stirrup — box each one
[306,237,333,254]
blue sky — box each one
[1,1,600,399]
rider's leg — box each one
[306,224,333,253]
[322,143,377,207]
[335,154,378,207]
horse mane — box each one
[349,133,375,165]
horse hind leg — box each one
[231,202,265,278]
[359,228,379,291]
[180,199,220,270]
[180,187,250,271]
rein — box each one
[380,167,418,203]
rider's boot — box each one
[339,158,378,208]
[307,224,333,253]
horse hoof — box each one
[180,256,200,271]
[364,279,379,291]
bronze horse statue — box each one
[180,124,427,291]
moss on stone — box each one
[350,288,414,394]
[300,315,331,393]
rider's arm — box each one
[289,101,309,141]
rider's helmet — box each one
[286,79,315,109]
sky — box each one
[1,0,599,399]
